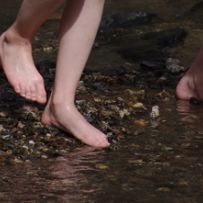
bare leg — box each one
[0,0,64,103]
[42,0,110,148]
[176,47,203,101]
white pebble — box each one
[150,105,160,119]
[29,140,35,146]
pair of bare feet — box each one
[0,29,110,148]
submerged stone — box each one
[119,29,187,63]
[181,1,203,21]
[100,12,157,31]
[142,28,187,48]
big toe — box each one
[93,136,110,148]
[35,81,47,104]
[37,91,47,104]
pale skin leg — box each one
[41,0,110,148]
[0,0,64,103]
[176,47,203,101]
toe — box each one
[14,83,21,94]
[36,78,47,104]
[24,84,35,101]
[19,84,26,98]
[94,135,110,148]
[100,138,110,148]
[39,93,47,104]
[30,85,37,101]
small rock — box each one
[28,140,35,146]
[134,119,148,127]
[156,187,171,192]
[132,102,147,110]
[166,58,180,65]
[0,124,5,133]
[166,58,185,73]
[95,163,109,170]
[190,97,201,105]
[13,158,23,164]
[43,46,53,53]
[150,105,160,119]
[1,134,12,141]
[41,155,48,159]
[119,109,130,119]
[167,64,185,74]
[17,122,25,129]
[0,112,7,118]
[46,133,52,138]
[22,145,29,150]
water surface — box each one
[0,1,203,203]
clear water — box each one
[0,1,203,202]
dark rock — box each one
[119,28,187,63]
[190,97,202,105]
[142,28,187,48]
[36,60,55,77]
[36,60,56,89]
[140,59,166,71]
[166,58,186,74]
[0,87,17,102]
[100,12,157,31]
[182,1,203,21]
[119,41,164,63]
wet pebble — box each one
[41,155,48,159]
[28,140,35,146]
[134,119,148,127]
[190,97,201,105]
[1,134,12,141]
[43,46,54,54]
[156,187,171,192]
[119,109,130,119]
[150,105,160,119]
[95,163,109,170]
[166,58,185,73]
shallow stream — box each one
[0,1,203,202]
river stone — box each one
[140,59,166,71]
[119,42,164,63]
[166,59,185,74]
[181,1,203,21]
[100,12,157,31]
[119,28,187,63]
[142,28,187,48]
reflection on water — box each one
[176,99,203,124]
[0,147,107,202]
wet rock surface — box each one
[181,1,203,21]
[119,28,187,63]
[100,12,157,31]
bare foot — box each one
[41,98,110,148]
[0,30,46,103]
[176,70,198,100]
[176,64,203,101]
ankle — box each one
[3,27,31,46]
[50,97,75,112]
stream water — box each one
[0,1,203,202]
